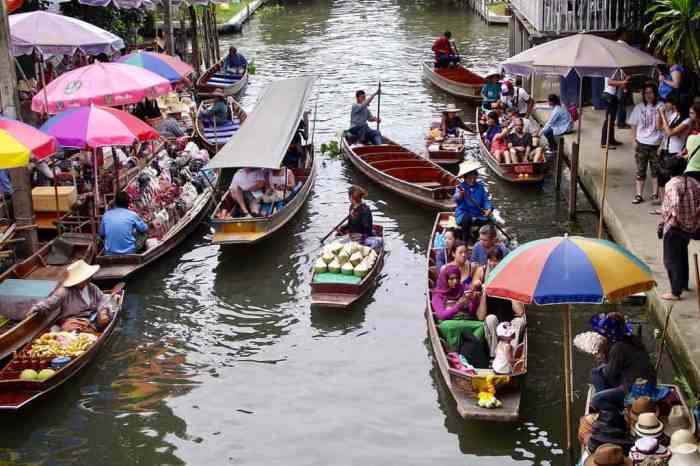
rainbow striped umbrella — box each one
[117,51,194,84]
[484,235,654,304]
[0,117,57,168]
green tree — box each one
[59,0,148,46]
[645,0,700,74]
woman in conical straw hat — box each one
[29,260,111,332]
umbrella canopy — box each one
[0,117,57,168]
[502,33,663,78]
[117,51,194,84]
[8,11,124,57]
[40,105,160,149]
[32,62,172,114]
[484,235,655,305]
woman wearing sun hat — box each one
[29,260,111,332]
[440,103,469,138]
[452,160,492,242]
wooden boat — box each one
[207,76,317,245]
[422,61,485,102]
[0,233,95,362]
[579,383,697,462]
[0,284,124,411]
[341,136,458,209]
[93,171,218,281]
[310,226,385,308]
[195,97,247,155]
[426,122,465,166]
[195,61,248,97]
[476,109,547,184]
[426,212,527,421]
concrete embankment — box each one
[218,0,269,34]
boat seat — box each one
[414,181,443,188]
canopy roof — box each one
[207,76,316,170]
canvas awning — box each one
[206,76,316,170]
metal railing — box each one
[509,0,647,33]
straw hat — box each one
[441,103,462,113]
[457,160,482,178]
[670,430,697,449]
[665,405,692,437]
[670,443,700,466]
[63,260,100,288]
[584,443,632,466]
[635,413,665,437]
[484,71,501,80]
[497,321,516,339]
[626,396,659,425]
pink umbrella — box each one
[32,62,172,114]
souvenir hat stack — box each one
[670,443,700,466]
[626,396,660,427]
[665,405,692,438]
[584,443,632,466]
[670,430,697,450]
[629,436,670,463]
[634,413,665,439]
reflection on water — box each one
[0,0,668,465]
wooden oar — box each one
[376,81,381,131]
[320,214,350,244]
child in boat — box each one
[492,322,515,374]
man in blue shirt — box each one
[452,161,492,241]
[471,225,509,266]
[223,47,247,73]
[99,191,148,255]
[541,94,573,153]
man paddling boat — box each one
[432,31,459,68]
[453,160,492,241]
[348,89,382,145]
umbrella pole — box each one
[53,164,60,231]
[598,117,612,238]
[91,149,99,248]
[563,304,573,452]
[38,58,50,118]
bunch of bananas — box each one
[28,332,97,359]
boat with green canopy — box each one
[207,76,317,245]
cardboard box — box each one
[32,186,77,213]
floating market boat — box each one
[426,122,465,166]
[0,234,95,361]
[422,61,485,101]
[310,226,385,309]
[340,136,458,209]
[476,109,547,184]
[194,97,247,155]
[426,212,527,421]
[208,76,316,245]
[195,61,248,97]
[0,283,124,411]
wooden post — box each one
[563,304,573,452]
[188,6,201,74]
[695,253,700,316]
[554,140,564,191]
[655,304,674,375]
[163,0,175,55]
[568,142,579,220]
[9,168,38,256]
[211,5,220,62]
[201,7,212,70]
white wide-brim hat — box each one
[63,259,100,288]
[497,321,516,339]
[457,160,482,178]
[670,443,700,466]
[670,429,697,449]
[441,103,462,113]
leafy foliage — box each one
[59,0,148,45]
[645,0,700,74]
[256,3,285,19]
[320,139,341,158]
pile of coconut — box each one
[314,241,378,278]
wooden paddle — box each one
[376,81,381,131]
[319,214,350,244]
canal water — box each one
[0,0,672,465]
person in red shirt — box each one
[432,31,459,68]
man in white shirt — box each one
[601,75,629,148]
[628,83,663,204]
[229,167,266,217]
[499,78,533,117]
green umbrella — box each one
[684,135,700,173]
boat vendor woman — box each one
[338,185,383,250]
[29,260,111,333]
[441,103,469,137]
[589,312,656,413]
[452,160,492,242]
[432,264,485,351]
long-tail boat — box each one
[195,61,248,97]
[195,97,247,155]
[341,136,457,209]
[208,76,316,245]
[476,108,547,184]
[0,233,94,361]
[310,226,385,309]
[0,283,124,410]
[422,61,485,102]
[426,212,527,421]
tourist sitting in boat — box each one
[29,260,111,333]
[505,108,540,140]
[498,78,533,117]
[223,47,247,75]
[348,89,382,145]
[471,225,509,266]
[262,166,296,210]
[453,161,492,241]
[449,241,484,287]
[435,228,458,272]
[482,111,509,163]
[283,133,305,168]
[432,264,485,351]
[432,30,459,68]
[198,89,230,126]
[589,312,657,413]
[155,110,186,139]
[229,167,267,218]
[541,94,573,154]
[100,191,149,255]
[508,118,544,163]
[441,104,469,137]
[480,73,501,111]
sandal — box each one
[632,195,644,204]
[661,292,681,301]
[649,209,662,215]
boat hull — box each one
[195,61,248,97]
[422,61,484,101]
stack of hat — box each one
[634,413,665,440]
[626,397,660,429]
[629,436,670,463]
[584,443,631,466]
[669,429,700,466]
[665,405,692,438]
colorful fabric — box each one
[0,117,56,168]
[438,319,485,350]
[484,236,654,304]
[661,175,700,233]
[433,264,466,303]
